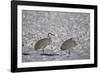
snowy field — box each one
[22,10,90,62]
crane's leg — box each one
[42,48,44,54]
[50,46,53,54]
[68,49,70,57]
[60,50,63,56]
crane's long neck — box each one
[48,33,52,44]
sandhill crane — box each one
[60,38,77,56]
[34,33,55,54]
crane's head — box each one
[69,38,77,46]
[48,33,55,37]
[48,33,56,43]
[48,33,58,38]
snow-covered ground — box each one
[22,10,90,62]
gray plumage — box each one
[60,38,77,56]
[34,38,50,50]
[34,33,55,53]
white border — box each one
[18,5,94,68]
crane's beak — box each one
[51,33,57,37]
[48,33,57,37]
[48,33,55,36]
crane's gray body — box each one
[60,38,76,50]
[34,38,50,50]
